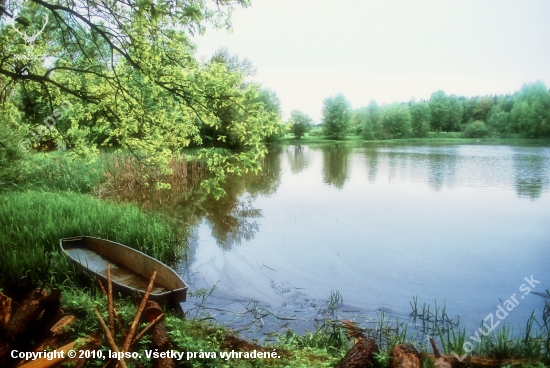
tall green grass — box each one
[0,191,185,285]
[3,151,104,192]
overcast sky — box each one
[193,0,550,122]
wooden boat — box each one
[60,236,187,304]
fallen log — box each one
[142,301,177,368]
[0,291,12,331]
[151,320,175,368]
[0,289,50,366]
[336,337,379,368]
[390,344,421,368]
[3,288,49,341]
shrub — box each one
[463,120,489,138]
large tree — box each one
[289,109,312,139]
[354,100,383,140]
[409,101,431,138]
[428,90,450,132]
[382,103,412,138]
[510,81,550,138]
[322,93,351,139]
[0,0,281,196]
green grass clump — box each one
[0,190,184,285]
[4,151,104,193]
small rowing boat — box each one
[60,236,187,304]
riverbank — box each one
[1,149,549,367]
[272,133,550,146]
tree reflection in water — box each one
[513,148,550,200]
[286,145,309,175]
[320,144,352,189]
[109,149,282,251]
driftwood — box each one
[390,344,421,368]
[0,292,12,331]
[336,337,379,368]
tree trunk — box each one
[390,344,421,368]
[336,338,379,368]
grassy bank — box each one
[273,133,550,146]
[0,191,184,284]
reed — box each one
[0,191,185,285]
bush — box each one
[309,127,324,136]
[463,120,489,138]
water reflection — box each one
[114,143,550,254]
[246,146,282,198]
[363,146,380,183]
[320,144,352,189]
[513,147,550,200]
[285,145,309,175]
[426,148,458,192]
[110,150,283,251]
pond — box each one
[134,142,550,341]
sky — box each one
[192,0,550,122]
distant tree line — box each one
[316,81,550,140]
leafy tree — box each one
[463,120,489,138]
[211,47,257,77]
[289,110,312,139]
[510,81,550,138]
[446,95,463,132]
[322,94,351,139]
[486,105,511,136]
[472,96,494,122]
[358,100,383,140]
[0,0,282,196]
[461,96,478,127]
[382,104,412,138]
[409,101,431,138]
[428,90,450,132]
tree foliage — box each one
[409,101,431,138]
[0,0,285,196]
[382,104,411,138]
[289,109,312,139]
[322,93,351,139]
[355,100,382,140]
[510,81,550,138]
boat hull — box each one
[60,236,187,304]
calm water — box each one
[170,142,549,340]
